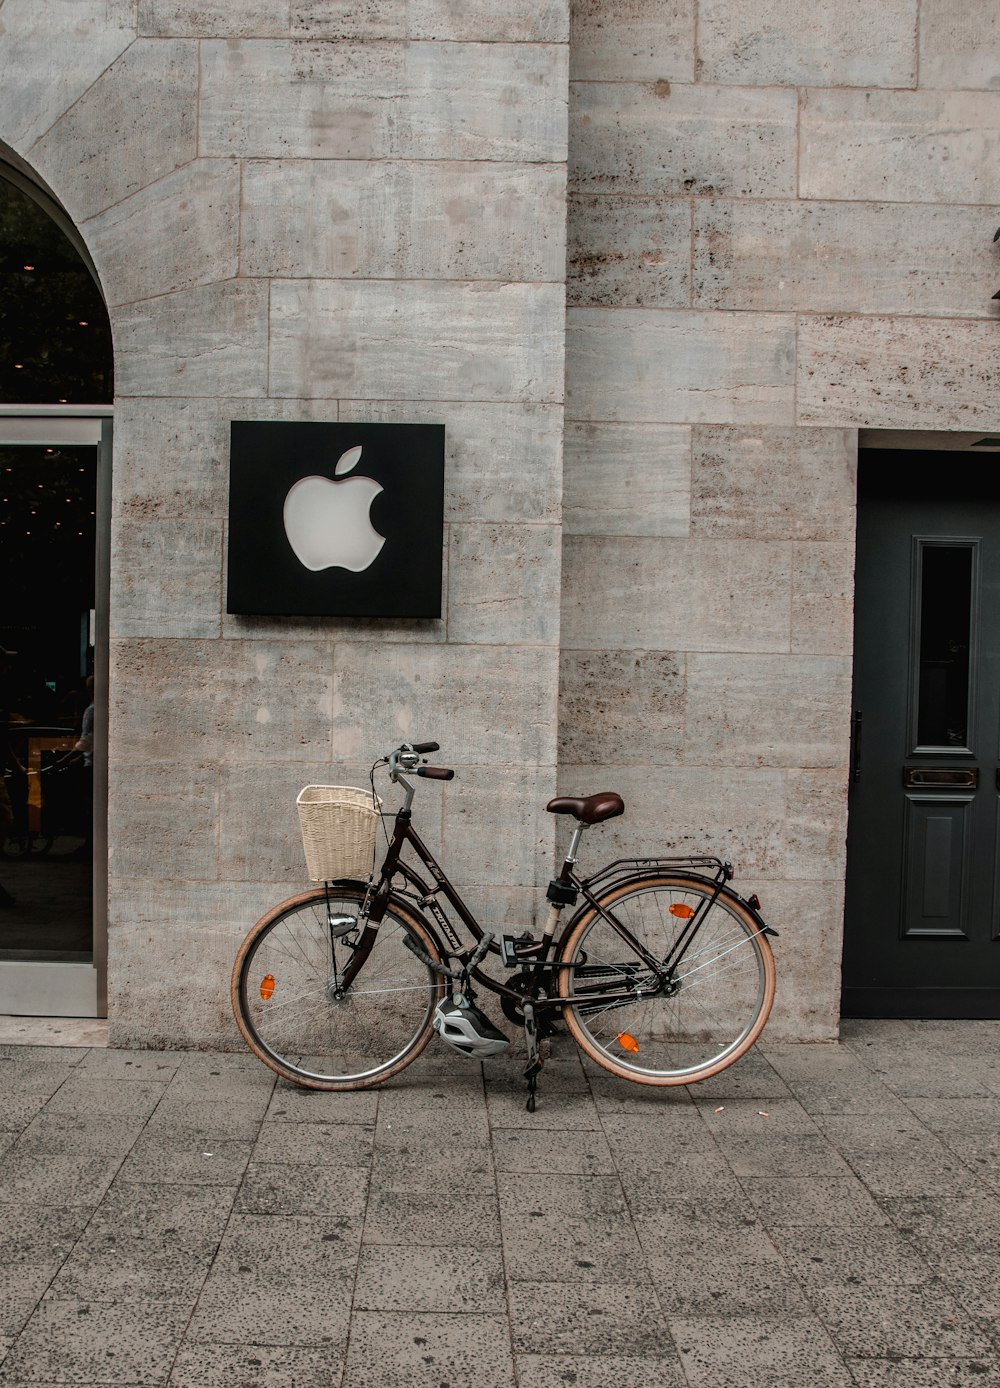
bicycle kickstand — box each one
[522,1001,543,1113]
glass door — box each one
[0,412,109,1016]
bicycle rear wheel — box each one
[557,874,775,1086]
[232,884,444,1090]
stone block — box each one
[440,764,556,888]
[566,309,796,425]
[139,0,289,34]
[109,637,335,763]
[567,194,691,308]
[570,0,695,82]
[919,0,1000,90]
[791,542,856,657]
[85,160,240,306]
[241,159,567,283]
[570,82,797,198]
[289,1,569,42]
[561,534,792,652]
[690,426,856,542]
[108,762,220,881]
[556,762,788,878]
[683,654,852,768]
[697,0,917,87]
[800,88,1000,205]
[341,401,563,524]
[329,642,559,767]
[782,769,850,881]
[269,280,565,403]
[110,518,223,639]
[0,0,135,151]
[106,912,250,1048]
[114,280,269,398]
[563,422,691,537]
[558,649,686,766]
[446,523,561,646]
[199,40,567,162]
[694,200,999,320]
[111,397,351,520]
[797,316,1000,430]
[28,40,198,223]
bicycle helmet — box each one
[432,996,510,1058]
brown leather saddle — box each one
[545,791,625,825]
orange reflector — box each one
[669,903,696,919]
[616,1032,640,1053]
[259,974,275,1000]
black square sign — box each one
[227,421,445,617]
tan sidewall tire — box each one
[557,874,776,1087]
[231,884,444,1090]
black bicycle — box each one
[232,742,778,1107]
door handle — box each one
[903,767,978,789]
[851,710,863,782]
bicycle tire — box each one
[557,873,775,1086]
[232,883,445,1091]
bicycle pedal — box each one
[499,933,541,968]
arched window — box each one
[0,163,112,403]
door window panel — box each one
[914,541,976,753]
[0,445,96,959]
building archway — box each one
[0,154,112,1017]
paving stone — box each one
[362,1186,500,1246]
[114,1130,254,1187]
[235,1162,370,1218]
[0,1297,190,1385]
[492,1126,616,1175]
[498,1173,641,1283]
[644,1223,810,1317]
[509,1280,668,1356]
[670,1312,854,1387]
[186,1214,362,1348]
[844,1361,1000,1388]
[49,1183,234,1305]
[768,1222,932,1288]
[804,1278,993,1360]
[167,1342,345,1388]
[517,1354,688,1388]
[743,1175,891,1228]
[353,1244,504,1312]
[712,1132,851,1180]
[343,1310,516,1388]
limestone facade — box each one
[0,0,996,1043]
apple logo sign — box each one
[282,446,386,573]
[227,420,444,617]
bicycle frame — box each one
[346,798,760,1016]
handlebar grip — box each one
[410,741,440,754]
[416,766,454,780]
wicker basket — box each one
[296,785,382,883]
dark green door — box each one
[843,451,1000,1017]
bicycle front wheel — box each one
[557,874,775,1086]
[232,884,444,1090]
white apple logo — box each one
[282,446,386,573]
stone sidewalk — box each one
[0,1019,998,1386]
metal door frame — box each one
[0,405,112,1017]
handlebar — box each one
[386,741,454,787]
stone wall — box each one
[561,0,1000,1039]
[0,0,570,1045]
